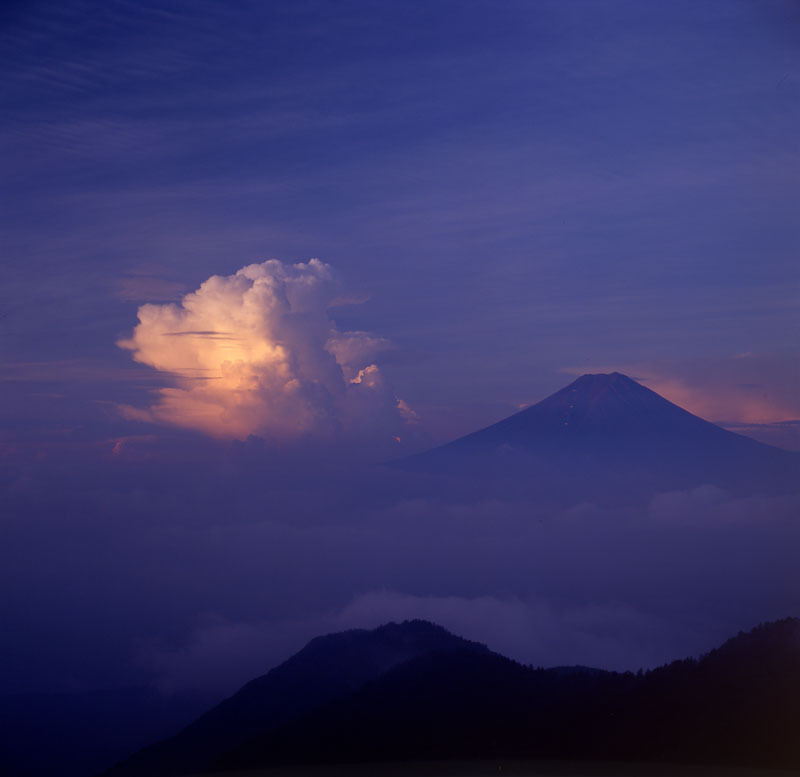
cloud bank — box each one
[140,481,800,695]
[4,420,800,696]
[119,259,409,442]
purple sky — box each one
[1,0,800,698]
[2,0,799,445]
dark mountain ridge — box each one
[104,620,487,777]
[107,617,800,776]
[217,617,800,773]
[397,373,800,500]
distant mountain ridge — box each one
[396,372,800,500]
[106,617,800,776]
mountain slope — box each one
[397,373,800,499]
[217,618,800,771]
[216,649,623,770]
[104,621,488,777]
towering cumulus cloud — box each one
[119,259,410,442]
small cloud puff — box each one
[118,258,412,442]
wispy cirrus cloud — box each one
[115,271,187,303]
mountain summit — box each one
[397,373,799,500]
[458,372,730,440]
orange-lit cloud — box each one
[118,259,411,441]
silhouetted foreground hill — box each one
[218,618,800,771]
[105,621,487,777]
[396,373,800,501]
[107,618,800,776]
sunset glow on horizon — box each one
[561,358,800,428]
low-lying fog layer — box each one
[3,431,798,699]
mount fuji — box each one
[397,373,799,501]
